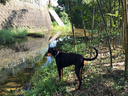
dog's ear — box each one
[48,44,50,49]
[53,47,57,51]
[48,47,57,52]
[48,47,55,52]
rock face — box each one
[0,0,51,31]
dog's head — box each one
[45,47,58,57]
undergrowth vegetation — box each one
[51,22,71,36]
[25,61,64,96]
[0,28,28,44]
[56,37,90,55]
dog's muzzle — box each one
[45,52,51,56]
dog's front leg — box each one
[61,68,64,80]
[57,68,61,81]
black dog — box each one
[45,47,98,90]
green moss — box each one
[27,32,44,38]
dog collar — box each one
[55,51,59,57]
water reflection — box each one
[0,30,50,83]
[41,37,63,68]
[49,37,63,48]
[41,56,52,69]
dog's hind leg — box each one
[79,66,83,80]
[61,68,64,80]
[57,67,64,81]
[75,66,82,90]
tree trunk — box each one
[121,0,125,52]
[67,0,76,52]
[91,0,94,46]
[99,20,102,47]
[123,0,128,80]
[110,16,115,50]
[97,0,113,67]
[79,0,87,44]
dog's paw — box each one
[75,87,80,90]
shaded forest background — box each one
[54,0,128,79]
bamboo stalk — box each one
[123,0,128,80]
[96,0,113,67]
[67,0,76,51]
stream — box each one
[0,35,68,95]
[0,31,50,95]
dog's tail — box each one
[84,47,98,61]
